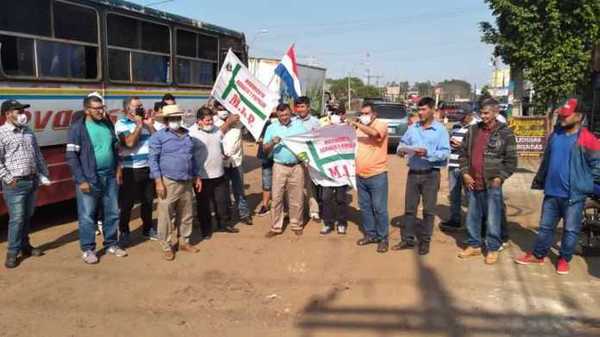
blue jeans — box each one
[2,179,37,255]
[466,187,503,251]
[448,168,462,224]
[261,160,274,192]
[532,196,584,262]
[357,172,389,241]
[75,174,119,252]
[224,166,250,219]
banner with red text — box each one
[211,49,279,139]
[283,124,357,188]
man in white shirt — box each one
[213,101,252,225]
[189,107,240,239]
[294,96,321,221]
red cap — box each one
[558,98,578,118]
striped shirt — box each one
[0,122,49,184]
[114,117,151,168]
[448,122,472,168]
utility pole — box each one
[347,73,351,111]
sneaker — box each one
[118,232,131,248]
[337,225,347,235]
[556,257,569,275]
[514,252,544,265]
[310,212,321,221]
[5,253,18,269]
[106,245,128,257]
[458,246,482,259]
[485,251,499,265]
[163,248,175,261]
[256,206,270,217]
[320,224,333,235]
[439,221,462,232]
[82,250,98,264]
[377,240,389,253]
[498,241,511,252]
[143,228,159,241]
[240,216,253,226]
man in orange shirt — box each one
[352,103,390,253]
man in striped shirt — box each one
[440,112,476,232]
[114,96,158,247]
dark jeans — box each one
[224,166,250,219]
[118,167,155,234]
[75,173,119,252]
[196,176,230,236]
[357,172,389,241]
[448,167,462,224]
[466,187,503,251]
[532,196,584,262]
[2,179,37,255]
[321,185,349,227]
[402,169,440,244]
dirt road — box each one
[1,142,600,337]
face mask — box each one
[217,110,229,120]
[330,114,341,124]
[202,125,213,131]
[168,121,182,130]
[359,115,372,125]
[16,114,28,126]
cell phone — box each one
[135,107,145,117]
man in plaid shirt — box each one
[0,100,50,269]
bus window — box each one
[0,0,51,37]
[53,1,98,44]
[107,13,171,84]
[175,29,217,86]
[37,40,97,79]
[0,35,35,77]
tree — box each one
[326,77,382,102]
[414,81,434,97]
[481,0,600,113]
[437,79,472,100]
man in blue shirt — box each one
[394,97,450,255]
[263,103,307,237]
[148,105,202,261]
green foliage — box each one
[414,81,434,97]
[326,77,381,102]
[438,79,472,100]
[481,0,600,111]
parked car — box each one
[369,102,409,150]
[438,101,475,122]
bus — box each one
[0,0,248,214]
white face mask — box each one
[16,114,28,126]
[217,110,229,120]
[168,120,182,130]
[359,114,372,125]
[201,125,213,131]
[330,114,342,124]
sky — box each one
[131,0,498,87]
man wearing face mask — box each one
[148,105,202,261]
[352,103,390,253]
[515,98,599,275]
[114,96,158,247]
[66,95,127,265]
[395,97,450,256]
[293,96,321,222]
[0,100,50,268]
[212,101,252,226]
[457,98,516,265]
[190,107,240,238]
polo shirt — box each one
[263,119,306,165]
[114,117,151,168]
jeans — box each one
[448,167,462,224]
[224,166,250,219]
[321,185,348,227]
[465,187,503,251]
[532,196,585,262]
[196,176,230,236]
[357,172,389,241]
[403,170,440,243]
[261,160,274,192]
[118,167,155,234]
[75,174,119,252]
[2,179,37,255]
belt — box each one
[408,168,440,175]
[14,174,36,181]
[276,162,300,167]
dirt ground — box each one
[1,142,600,337]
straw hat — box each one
[155,104,184,120]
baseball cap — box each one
[1,99,30,114]
[558,98,579,118]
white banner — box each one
[211,49,279,140]
[283,124,357,188]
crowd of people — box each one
[1,93,598,275]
